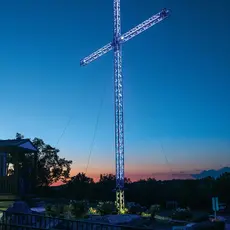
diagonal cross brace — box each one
[80,8,170,66]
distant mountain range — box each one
[191,167,230,179]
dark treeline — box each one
[42,172,230,210]
[13,133,230,211]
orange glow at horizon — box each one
[67,161,208,180]
[51,165,196,186]
[52,138,230,187]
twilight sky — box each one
[0,0,229,181]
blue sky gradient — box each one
[0,0,229,181]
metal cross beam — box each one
[80,0,170,213]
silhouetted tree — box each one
[10,133,72,188]
[66,173,94,200]
[69,173,94,184]
[216,172,230,204]
[58,173,230,210]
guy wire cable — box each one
[55,116,73,148]
[162,143,173,177]
[54,77,107,177]
[85,81,107,175]
[150,120,173,177]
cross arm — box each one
[80,42,113,66]
[118,8,170,44]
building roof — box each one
[0,139,38,154]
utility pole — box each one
[80,0,170,213]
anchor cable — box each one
[85,83,107,175]
[55,116,73,148]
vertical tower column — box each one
[113,0,125,212]
[80,0,170,214]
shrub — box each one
[149,204,161,220]
[45,203,65,217]
[192,213,209,223]
[141,212,151,218]
[88,207,100,215]
[45,203,52,212]
[69,200,88,218]
[128,203,143,214]
[127,203,150,215]
[97,202,115,215]
[45,201,88,219]
[45,203,54,216]
[63,204,73,219]
[50,204,60,217]
[171,208,192,221]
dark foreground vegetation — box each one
[3,133,229,230]
[45,172,230,211]
[11,133,230,211]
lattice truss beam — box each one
[80,0,170,212]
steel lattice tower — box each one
[80,0,170,213]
